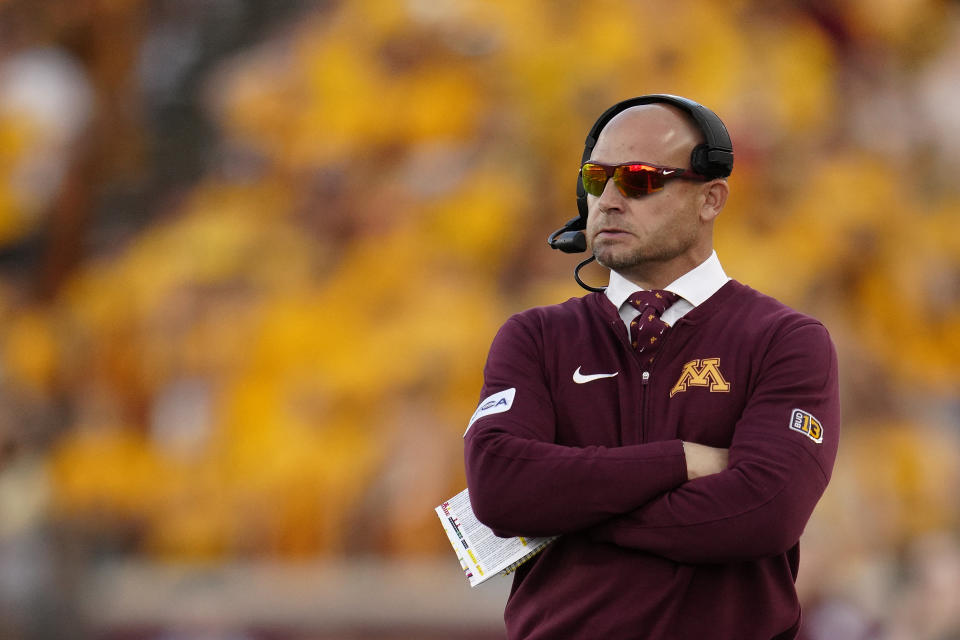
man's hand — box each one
[682,441,729,480]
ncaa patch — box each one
[789,408,823,444]
[465,388,516,436]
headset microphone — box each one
[547,217,604,292]
[547,217,603,292]
[547,217,587,253]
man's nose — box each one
[596,175,625,212]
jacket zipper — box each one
[639,319,685,442]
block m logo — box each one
[670,358,731,398]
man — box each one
[463,95,840,639]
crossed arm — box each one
[465,318,839,563]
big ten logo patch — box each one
[669,358,731,397]
[789,409,823,444]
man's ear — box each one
[700,179,728,223]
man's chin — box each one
[593,246,643,271]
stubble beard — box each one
[593,232,694,273]
[588,199,703,275]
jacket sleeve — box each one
[464,313,688,538]
[588,321,840,562]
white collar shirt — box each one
[604,251,731,332]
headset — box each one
[547,94,734,292]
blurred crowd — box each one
[0,0,959,638]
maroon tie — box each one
[627,290,679,362]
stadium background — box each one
[0,0,959,638]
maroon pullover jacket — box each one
[464,280,840,639]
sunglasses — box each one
[581,161,708,198]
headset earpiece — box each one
[690,143,711,176]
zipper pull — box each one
[642,371,650,385]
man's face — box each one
[584,105,710,279]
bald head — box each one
[591,104,704,170]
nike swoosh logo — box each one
[573,366,619,384]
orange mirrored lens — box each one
[616,164,663,196]
[581,163,609,196]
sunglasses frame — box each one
[580,161,709,198]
